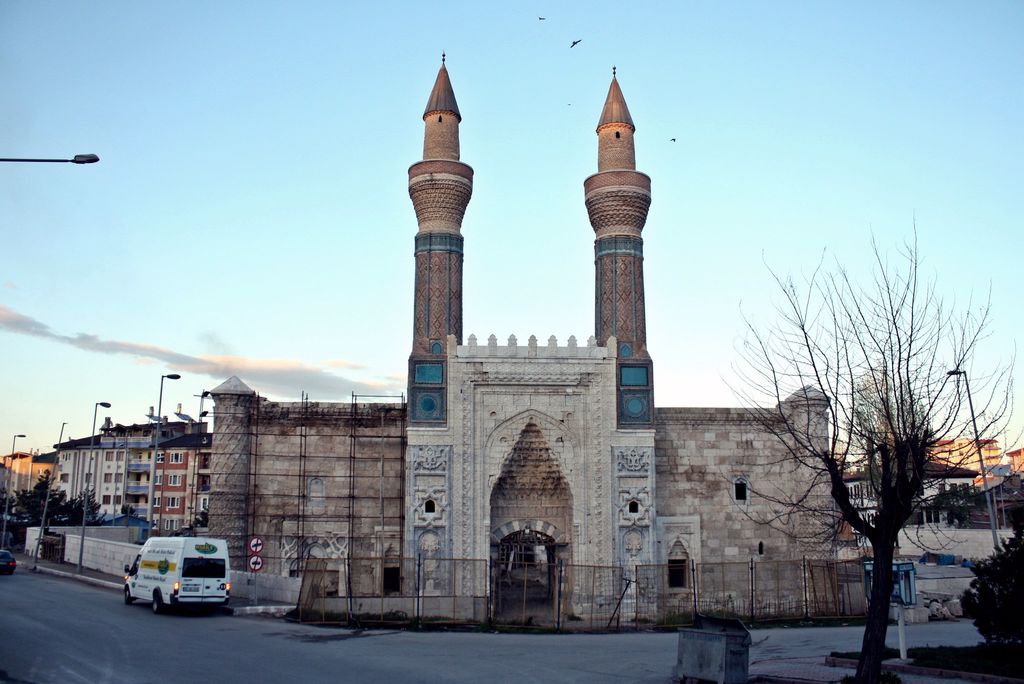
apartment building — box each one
[54,417,204,531]
[152,431,213,534]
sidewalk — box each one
[750,656,1019,684]
[16,551,292,617]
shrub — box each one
[961,508,1024,645]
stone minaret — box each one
[584,70,654,426]
[208,375,256,569]
[408,56,473,424]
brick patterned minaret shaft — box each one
[408,58,473,423]
[586,71,651,355]
[585,71,655,426]
[409,58,473,354]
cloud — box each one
[2,281,15,290]
[0,304,402,400]
[324,358,367,370]
[197,330,235,356]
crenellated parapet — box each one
[459,333,608,359]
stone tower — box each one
[407,57,474,424]
[585,70,654,427]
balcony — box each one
[126,462,151,473]
[125,484,149,495]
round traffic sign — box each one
[248,536,264,554]
[248,554,264,572]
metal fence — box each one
[297,556,866,630]
[298,556,488,626]
[635,558,867,627]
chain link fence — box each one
[297,556,867,629]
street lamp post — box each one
[2,434,27,549]
[146,374,180,538]
[0,154,99,164]
[32,422,66,570]
[188,391,210,529]
[948,369,1000,550]
[78,402,111,574]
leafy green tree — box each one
[962,509,1024,645]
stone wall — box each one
[654,407,826,565]
[211,387,406,575]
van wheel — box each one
[152,590,164,614]
[124,587,135,605]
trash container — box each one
[676,615,751,684]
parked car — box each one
[0,550,16,574]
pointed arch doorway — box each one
[489,420,572,625]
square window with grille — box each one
[668,559,688,588]
[382,566,401,594]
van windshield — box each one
[181,557,226,579]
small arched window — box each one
[628,500,639,514]
[424,499,436,514]
[438,115,443,123]
[615,131,620,139]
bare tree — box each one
[734,235,1012,683]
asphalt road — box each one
[0,569,986,684]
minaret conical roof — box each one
[597,72,634,130]
[423,61,461,122]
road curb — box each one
[31,565,122,591]
[228,605,293,617]
[31,564,291,617]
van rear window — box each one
[182,558,226,578]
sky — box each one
[1,2,1021,455]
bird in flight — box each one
[670,138,676,142]
[538,16,546,20]
[570,39,582,48]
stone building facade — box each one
[207,61,825,585]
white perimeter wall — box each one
[898,526,1012,561]
[26,526,299,604]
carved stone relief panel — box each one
[412,445,450,473]
[413,485,449,527]
[617,484,652,527]
[615,446,652,474]
[657,515,702,565]
[619,526,649,566]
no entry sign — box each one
[248,536,264,555]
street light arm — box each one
[0,154,99,164]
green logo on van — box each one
[194,543,218,555]
[157,558,170,575]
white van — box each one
[124,537,231,613]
